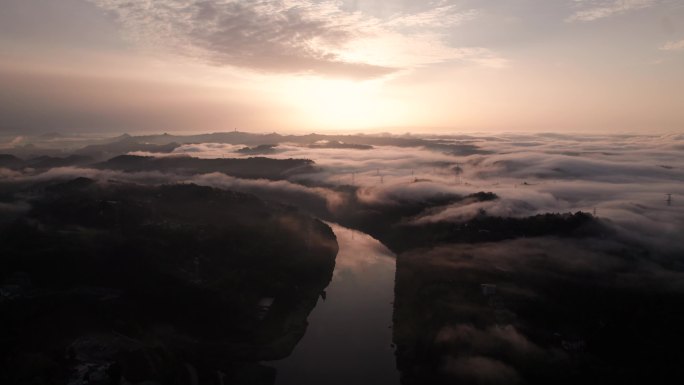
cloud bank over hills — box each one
[2,130,683,384]
[2,131,682,253]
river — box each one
[268,223,400,385]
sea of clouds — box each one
[2,132,682,252]
[130,133,684,252]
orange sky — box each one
[1,0,683,134]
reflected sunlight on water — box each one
[269,223,400,385]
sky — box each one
[0,0,683,134]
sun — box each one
[282,77,410,131]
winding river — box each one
[269,223,400,385]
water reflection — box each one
[269,223,400,385]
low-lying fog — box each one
[4,132,680,253]
[1,131,683,384]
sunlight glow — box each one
[284,78,410,130]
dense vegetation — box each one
[0,180,338,385]
[95,155,315,180]
[392,238,684,385]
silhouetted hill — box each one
[0,154,95,170]
[383,211,604,253]
[95,154,316,179]
[237,144,280,155]
[393,235,684,385]
[125,132,490,155]
[0,154,23,169]
[24,155,93,169]
[74,138,180,159]
[308,140,373,150]
[0,180,338,385]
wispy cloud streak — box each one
[87,0,505,77]
[566,0,657,22]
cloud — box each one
[87,0,505,77]
[85,0,392,78]
[189,172,346,212]
[436,324,545,358]
[1,165,346,215]
[398,235,684,383]
[4,132,683,254]
[566,0,657,22]
[384,6,478,29]
[170,142,465,183]
[0,0,121,47]
[133,134,684,256]
[396,134,684,253]
[0,168,23,180]
[4,131,684,384]
[4,166,182,185]
[660,39,684,51]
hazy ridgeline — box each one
[1,131,683,385]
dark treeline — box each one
[95,155,316,179]
[0,180,337,385]
[1,131,490,161]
